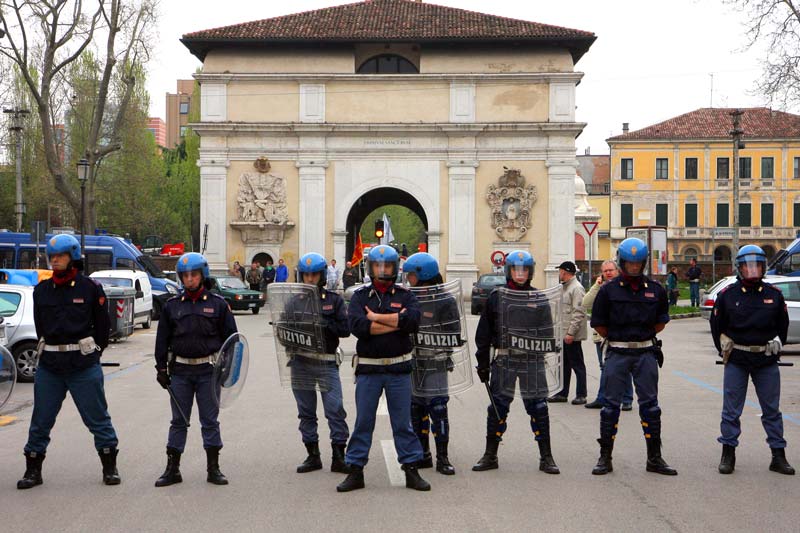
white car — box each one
[90,270,153,329]
[0,285,38,382]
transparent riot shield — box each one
[493,286,563,399]
[267,283,334,391]
[409,279,473,397]
[0,345,16,412]
[212,333,250,409]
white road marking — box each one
[381,440,405,487]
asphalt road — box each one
[0,314,797,533]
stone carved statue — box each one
[486,168,538,242]
[236,172,289,224]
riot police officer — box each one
[291,252,351,474]
[590,238,676,476]
[710,245,794,475]
[473,250,560,475]
[17,234,118,489]
[337,245,429,492]
[404,252,458,475]
[154,252,238,486]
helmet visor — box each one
[371,260,396,281]
[507,264,531,283]
[622,260,644,276]
[738,258,764,281]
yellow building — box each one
[607,108,800,266]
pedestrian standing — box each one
[246,262,262,292]
[666,266,679,306]
[342,261,359,289]
[276,258,289,283]
[326,259,340,291]
[686,258,702,307]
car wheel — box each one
[142,312,152,329]
[13,341,38,383]
[252,307,260,315]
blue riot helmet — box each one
[298,252,327,289]
[403,252,440,286]
[617,237,648,277]
[46,234,81,261]
[735,244,767,282]
[176,252,210,280]
[504,250,534,284]
[367,245,399,282]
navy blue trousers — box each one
[718,362,786,448]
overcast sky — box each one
[147,0,771,154]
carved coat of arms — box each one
[486,168,538,242]
[236,165,289,225]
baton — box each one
[483,381,502,422]
[716,360,793,367]
[166,386,191,428]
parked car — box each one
[471,274,506,315]
[699,276,738,320]
[208,275,265,314]
[0,285,37,382]
[90,270,153,329]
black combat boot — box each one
[336,465,365,492]
[417,433,433,469]
[155,448,183,487]
[297,441,323,473]
[402,463,431,491]
[331,442,350,474]
[645,438,677,476]
[99,447,121,485]
[718,444,735,475]
[472,437,500,471]
[17,452,45,490]
[435,441,455,475]
[769,448,796,475]
[537,439,560,475]
[206,446,229,485]
[592,438,614,475]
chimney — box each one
[622,122,629,134]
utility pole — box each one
[730,109,744,271]
[3,107,30,232]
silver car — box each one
[0,285,38,382]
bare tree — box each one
[729,0,800,108]
[0,0,154,230]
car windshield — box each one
[480,275,505,286]
[94,277,133,288]
[217,277,247,289]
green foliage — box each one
[359,205,426,252]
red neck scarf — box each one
[507,280,531,291]
[186,286,205,302]
[372,280,393,294]
[52,267,78,287]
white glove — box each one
[766,336,783,356]
[720,334,734,357]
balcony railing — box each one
[585,182,610,195]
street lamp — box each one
[77,158,90,258]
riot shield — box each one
[0,345,16,412]
[267,283,334,391]
[493,286,563,399]
[212,332,250,409]
[409,279,473,397]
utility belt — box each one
[41,336,99,356]
[352,353,412,367]
[174,353,217,365]
[732,344,767,353]
[603,337,664,368]
[291,352,339,363]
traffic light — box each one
[374,219,385,239]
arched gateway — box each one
[183,1,595,288]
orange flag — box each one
[351,233,364,265]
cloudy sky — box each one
[147,0,772,154]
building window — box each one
[655,203,668,226]
[656,158,669,180]
[717,157,729,179]
[761,157,774,180]
[684,203,698,227]
[685,158,698,179]
[716,203,729,227]
[179,126,187,137]
[621,158,633,180]
[621,203,633,227]
[739,203,751,227]
[739,157,752,179]
[684,247,699,260]
[179,102,189,114]
[761,203,774,227]
[794,157,800,179]
[357,54,419,74]
[794,203,800,226]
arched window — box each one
[684,247,699,260]
[357,54,419,74]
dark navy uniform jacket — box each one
[590,275,670,343]
[33,273,110,374]
[347,283,420,374]
[282,287,349,354]
[475,284,554,370]
[710,280,788,369]
[155,289,237,373]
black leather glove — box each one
[156,368,171,390]
[477,366,490,383]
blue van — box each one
[0,230,179,317]
[768,236,800,277]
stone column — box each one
[296,160,328,256]
[445,161,479,289]
[200,159,229,273]
[546,159,577,287]
[332,230,347,266]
